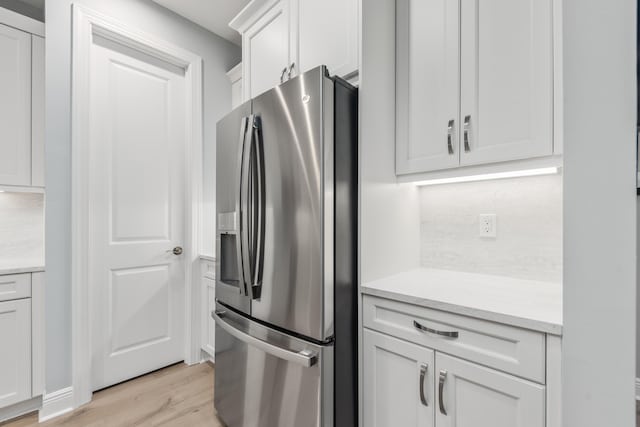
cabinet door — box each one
[396,0,460,174]
[459,0,553,166]
[435,353,544,427]
[243,0,291,99]
[0,23,31,186]
[295,0,358,78]
[0,299,31,409]
[31,35,45,187]
[203,277,216,357]
[363,329,434,427]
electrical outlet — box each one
[479,214,497,238]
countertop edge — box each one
[199,254,216,262]
[0,266,46,275]
[361,286,563,336]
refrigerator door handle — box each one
[235,116,249,296]
[249,116,265,300]
[239,115,255,296]
[212,311,318,367]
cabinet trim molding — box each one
[229,0,280,33]
[0,6,44,37]
[38,387,74,423]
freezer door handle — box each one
[212,311,318,368]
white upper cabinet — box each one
[241,0,292,99]
[364,329,434,427]
[31,35,45,187]
[396,0,555,176]
[230,0,359,102]
[0,23,31,186]
[435,353,545,427]
[459,0,553,166]
[396,0,460,174]
[294,0,358,78]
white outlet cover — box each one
[479,214,497,238]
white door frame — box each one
[71,4,203,408]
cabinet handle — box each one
[463,115,472,152]
[419,364,428,406]
[280,67,288,84]
[439,370,448,416]
[287,62,295,80]
[413,320,459,338]
[447,119,455,155]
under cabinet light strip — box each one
[414,167,559,187]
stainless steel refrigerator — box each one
[213,66,358,427]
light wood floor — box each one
[1,362,223,427]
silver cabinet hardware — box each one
[413,320,459,338]
[447,119,455,155]
[287,62,295,80]
[463,115,472,152]
[280,67,288,84]
[167,246,183,255]
[438,370,448,415]
[419,364,428,406]
[212,310,317,367]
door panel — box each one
[0,299,31,409]
[215,304,330,427]
[460,0,553,165]
[363,329,434,427]
[249,67,331,341]
[90,38,186,390]
[436,353,545,427]
[216,102,252,314]
[0,23,31,186]
[396,0,460,174]
[244,1,290,99]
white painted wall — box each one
[360,0,420,286]
[419,174,562,283]
[562,0,637,425]
[45,0,239,392]
[0,192,44,268]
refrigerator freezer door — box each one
[250,66,334,342]
[216,101,252,315]
[214,304,333,427]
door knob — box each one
[168,246,183,255]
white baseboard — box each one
[636,378,640,400]
[39,387,74,422]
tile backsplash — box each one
[0,192,44,266]
[419,173,562,283]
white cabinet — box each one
[0,299,32,409]
[226,63,243,110]
[363,329,434,427]
[362,296,558,427]
[294,0,358,79]
[0,23,31,186]
[200,258,215,359]
[396,0,555,175]
[230,0,359,102]
[0,21,45,187]
[435,353,544,427]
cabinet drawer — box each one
[0,274,31,302]
[363,295,546,383]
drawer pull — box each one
[419,364,428,406]
[439,370,448,416]
[413,320,459,338]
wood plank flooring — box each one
[1,362,223,427]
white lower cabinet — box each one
[435,353,544,427]
[200,258,215,359]
[363,329,434,427]
[363,296,555,427]
[0,299,31,409]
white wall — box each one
[562,0,637,425]
[0,192,44,268]
[419,174,562,282]
[45,0,239,392]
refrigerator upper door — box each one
[216,101,252,315]
[250,66,334,342]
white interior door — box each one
[89,35,187,391]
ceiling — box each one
[152,0,250,45]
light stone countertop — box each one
[199,254,216,262]
[361,268,562,335]
[0,260,45,275]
